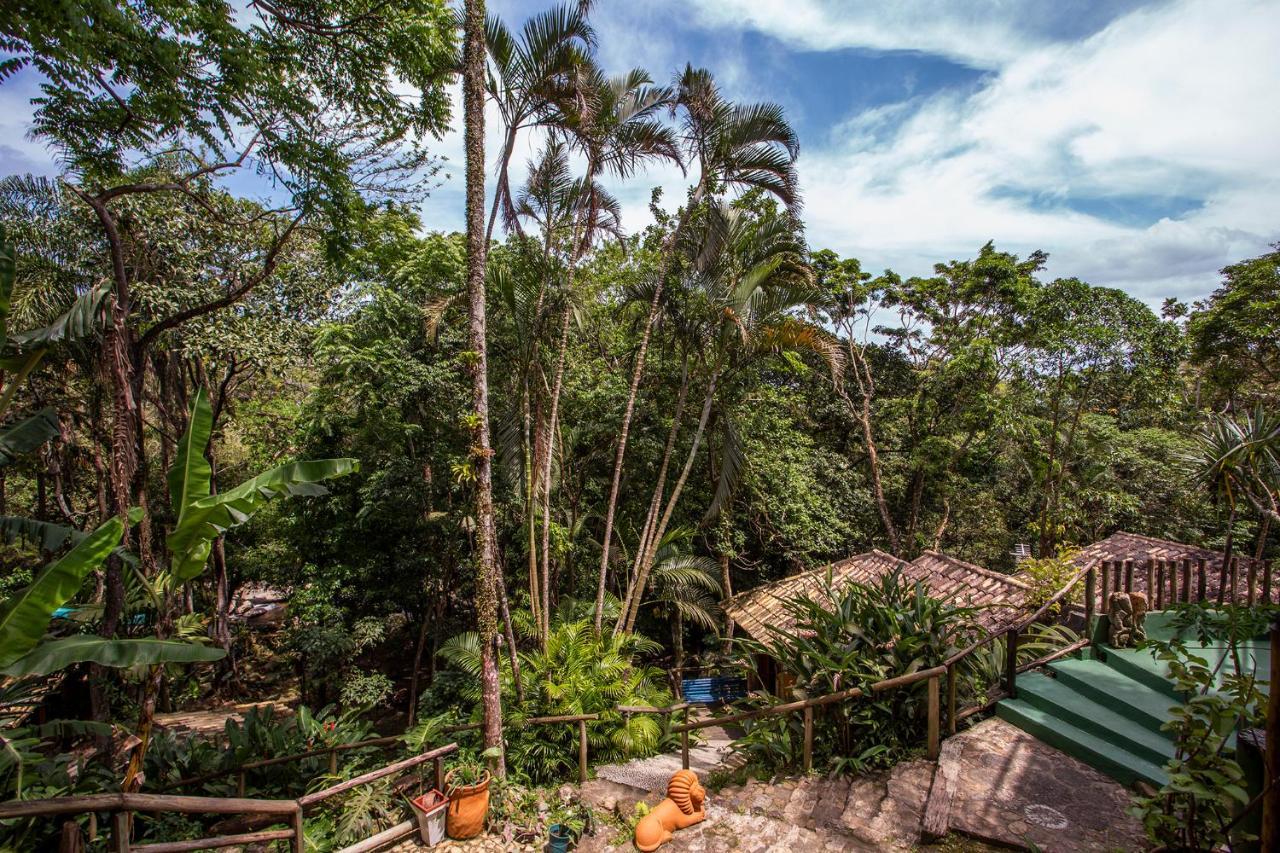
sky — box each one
[2,0,1277,306]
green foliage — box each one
[735,571,973,773]
[433,616,672,782]
[1020,548,1081,615]
[1130,603,1272,850]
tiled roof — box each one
[724,549,1031,644]
[1072,530,1267,605]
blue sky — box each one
[3,0,1277,305]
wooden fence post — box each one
[803,706,814,773]
[1263,617,1280,851]
[1119,560,1129,592]
[1084,568,1096,632]
[1155,561,1165,609]
[1004,629,1018,700]
[1181,559,1191,603]
[1231,557,1240,603]
[946,664,958,736]
[291,806,305,853]
[111,812,129,853]
[328,748,338,777]
[1145,559,1154,604]
[1265,560,1273,605]
[1123,559,1134,593]
[927,675,940,761]
[434,757,443,793]
[1248,559,1259,606]
[577,719,588,785]
[1100,562,1111,613]
[1197,558,1207,602]
[236,771,245,798]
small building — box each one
[724,549,1032,693]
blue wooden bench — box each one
[679,676,748,704]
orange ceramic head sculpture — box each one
[634,769,706,851]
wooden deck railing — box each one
[1,743,459,853]
[0,792,303,853]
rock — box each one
[557,783,575,804]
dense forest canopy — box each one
[0,0,1277,839]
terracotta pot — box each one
[445,769,491,839]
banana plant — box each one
[0,510,226,676]
[162,387,359,590]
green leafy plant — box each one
[447,757,490,789]
[1020,547,1082,615]
[1129,602,1272,850]
[434,612,672,782]
[734,570,974,773]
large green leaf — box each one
[9,280,112,349]
[1,636,225,676]
[166,458,358,582]
[0,408,58,467]
[0,517,123,668]
[0,514,140,566]
[0,515,81,553]
[168,387,213,518]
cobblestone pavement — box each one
[388,718,1147,853]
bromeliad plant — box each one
[735,570,973,773]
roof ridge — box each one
[914,550,1031,589]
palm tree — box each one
[1192,406,1280,602]
[462,0,504,775]
[593,66,801,632]
[643,529,722,675]
[616,202,840,634]
[483,4,595,244]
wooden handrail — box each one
[133,828,295,853]
[299,743,458,808]
[0,792,300,819]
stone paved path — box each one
[937,717,1146,852]
[593,726,743,793]
[387,719,1147,853]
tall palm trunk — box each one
[539,302,572,641]
[620,372,717,634]
[463,0,504,776]
[593,192,702,631]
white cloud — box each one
[797,0,1280,304]
[647,0,1109,70]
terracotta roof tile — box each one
[724,549,1031,644]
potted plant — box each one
[408,789,448,846]
[444,759,492,839]
[547,802,588,852]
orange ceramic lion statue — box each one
[634,769,706,851]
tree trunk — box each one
[620,373,717,634]
[1218,503,1237,606]
[844,343,900,554]
[539,306,573,641]
[463,0,505,777]
[593,193,702,632]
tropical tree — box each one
[462,0,505,775]
[642,529,721,674]
[483,3,596,242]
[616,200,837,634]
[120,388,356,788]
[594,66,801,631]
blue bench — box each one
[680,676,748,704]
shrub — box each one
[734,569,974,773]
[1020,547,1082,614]
[432,616,673,782]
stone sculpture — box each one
[634,769,707,851]
[1107,591,1147,648]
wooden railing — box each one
[0,792,303,853]
[0,743,459,853]
[161,733,407,794]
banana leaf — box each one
[1,635,225,676]
[9,280,112,349]
[166,458,358,582]
[0,408,58,467]
[167,387,213,516]
[0,516,122,668]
